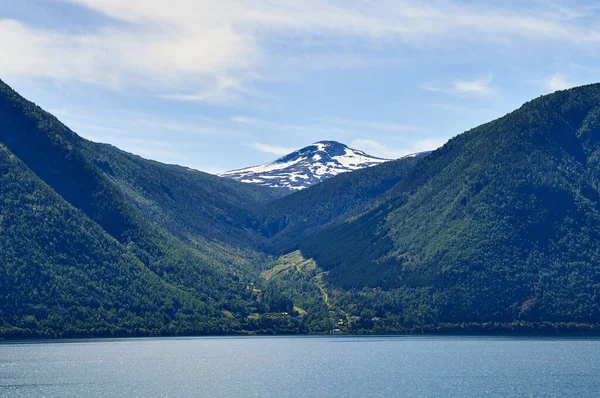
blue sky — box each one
[1,0,599,173]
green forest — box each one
[3,78,600,337]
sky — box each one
[1,0,599,174]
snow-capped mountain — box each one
[220,141,392,190]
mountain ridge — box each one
[299,83,600,328]
[0,78,302,337]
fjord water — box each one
[1,336,599,397]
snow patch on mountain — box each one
[219,141,392,190]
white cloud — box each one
[161,77,245,104]
[351,137,447,159]
[421,73,495,97]
[249,142,296,156]
[546,72,574,91]
[454,73,494,95]
[1,1,600,103]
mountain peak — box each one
[220,141,390,190]
[313,140,346,146]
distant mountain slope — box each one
[301,83,600,327]
[220,141,393,190]
[78,141,287,251]
[261,153,427,252]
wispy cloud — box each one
[50,107,224,138]
[249,142,296,156]
[231,115,426,140]
[161,77,281,106]
[421,73,495,97]
[273,53,403,71]
[526,72,581,93]
[569,62,600,72]
[546,72,575,91]
[46,106,239,172]
[351,137,447,159]
[231,115,436,159]
[231,116,353,138]
[428,103,497,115]
[2,1,600,104]
[322,117,424,133]
[454,73,494,95]
[231,116,307,132]
[161,77,245,104]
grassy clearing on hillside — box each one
[261,251,317,281]
[260,251,350,333]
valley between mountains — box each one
[2,78,600,338]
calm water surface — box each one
[1,336,599,397]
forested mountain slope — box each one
[78,142,286,250]
[300,84,600,328]
[0,79,297,337]
[261,154,426,253]
[0,143,228,337]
